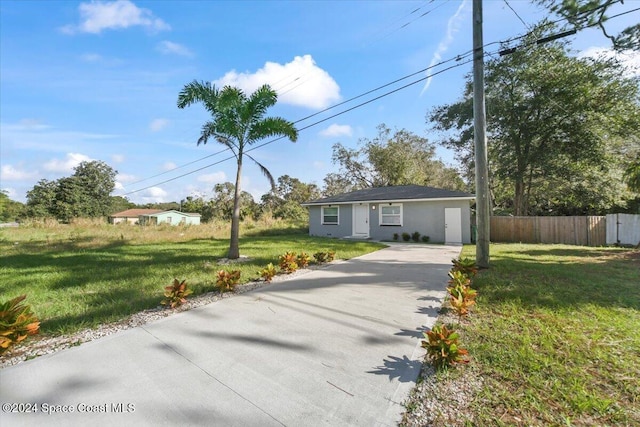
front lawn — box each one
[0,222,385,335]
[404,243,640,426]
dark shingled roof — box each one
[303,185,474,205]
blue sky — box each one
[1,0,638,205]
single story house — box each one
[109,209,201,226]
[301,185,475,244]
[139,210,201,226]
[109,209,163,225]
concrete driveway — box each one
[0,243,461,427]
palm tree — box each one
[177,82,298,259]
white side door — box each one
[353,204,369,237]
[445,208,462,245]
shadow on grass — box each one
[472,246,640,310]
[242,225,308,237]
[41,289,162,333]
[0,235,387,335]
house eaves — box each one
[301,196,475,207]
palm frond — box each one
[177,80,219,114]
[199,122,238,155]
[198,121,217,146]
[243,85,278,124]
[246,153,276,190]
[217,86,245,111]
[248,117,298,144]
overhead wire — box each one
[122,58,474,196]
[365,1,435,43]
[124,52,477,189]
[122,2,638,196]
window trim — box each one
[321,206,339,225]
[379,203,403,226]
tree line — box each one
[3,18,639,225]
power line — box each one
[503,0,530,29]
[499,5,639,55]
[122,59,473,196]
[365,0,438,45]
[122,2,637,196]
[123,53,476,190]
[128,1,621,188]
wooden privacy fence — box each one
[490,216,606,246]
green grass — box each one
[0,221,385,335]
[457,244,640,426]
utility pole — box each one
[473,0,490,268]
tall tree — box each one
[0,191,25,222]
[429,29,640,215]
[537,0,639,51]
[322,173,356,197]
[326,124,465,194]
[24,161,117,221]
[260,175,320,221]
[178,82,298,258]
[73,160,117,217]
[26,179,57,218]
[110,196,135,213]
[211,182,257,221]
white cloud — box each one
[579,47,640,77]
[61,0,170,34]
[141,186,168,203]
[320,124,353,137]
[112,154,125,163]
[157,41,194,57]
[114,174,137,193]
[116,173,137,182]
[213,55,341,109]
[1,121,118,153]
[16,118,49,130]
[162,161,177,171]
[421,0,469,94]
[43,153,92,173]
[1,188,17,199]
[81,53,103,62]
[1,165,38,181]
[80,53,122,66]
[313,161,325,170]
[197,171,227,184]
[149,118,169,132]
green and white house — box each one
[138,210,201,226]
[302,185,475,244]
[109,209,201,225]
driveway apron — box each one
[0,243,462,427]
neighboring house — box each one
[109,209,163,225]
[109,209,201,225]
[139,210,201,226]
[301,185,475,244]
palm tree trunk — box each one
[228,156,242,259]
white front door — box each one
[445,208,462,245]
[353,204,369,237]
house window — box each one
[322,206,339,225]
[380,204,402,226]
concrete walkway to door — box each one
[0,243,462,427]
